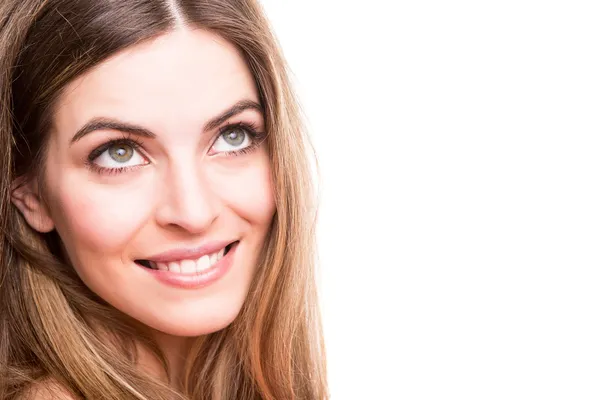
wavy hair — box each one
[0,1,327,398]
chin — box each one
[140,297,247,337]
[153,316,239,337]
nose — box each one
[154,161,220,234]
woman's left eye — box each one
[90,141,148,170]
[211,125,256,155]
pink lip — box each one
[144,240,235,263]
[141,241,239,289]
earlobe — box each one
[11,178,55,233]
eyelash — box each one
[85,122,266,176]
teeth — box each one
[156,262,168,271]
[168,262,181,273]
[209,251,219,267]
[196,255,210,271]
[148,246,228,274]
[181,260,196,274]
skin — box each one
[12,28,276,383]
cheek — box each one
[50,174,154,252]
[214,154,276,225]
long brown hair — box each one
[0,1,327,398]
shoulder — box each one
[18,380,76,400]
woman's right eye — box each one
[89,140,148,172]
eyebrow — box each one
[69,99,263,145]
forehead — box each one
[53,29,258,134]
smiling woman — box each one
[0,1,327,399]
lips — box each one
[137,240,239,289]
[135,241,237,273]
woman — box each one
[0,0,327,398]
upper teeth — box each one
[149,247,225,274]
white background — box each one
[260,1,600,399]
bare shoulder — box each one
[18,380,76,400]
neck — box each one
[137,332,197,390]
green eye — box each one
[211,122,264,156]
[87,138,148,175]
[108,144,134,163]
[222,130,245,146]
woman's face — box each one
[22,29,276,336]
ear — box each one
[11,177,55,233]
